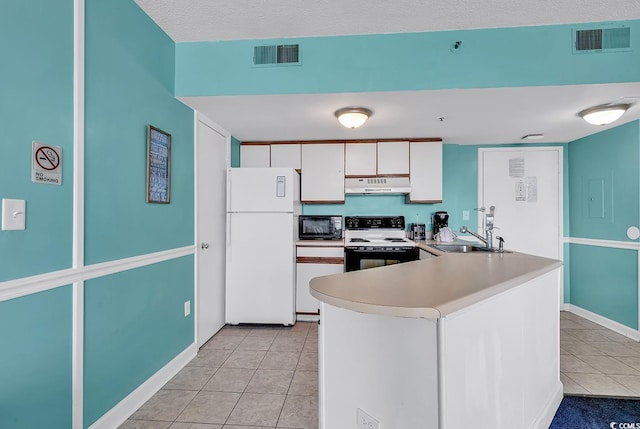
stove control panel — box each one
[345,216,405,230]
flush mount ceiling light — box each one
[335,107,372,129]
[578,103,631,126]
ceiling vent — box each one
[574,26,631,53]
[253,44,300,66]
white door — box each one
[479,147,562,260]
[196,115,229,347]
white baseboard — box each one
[88,343,197,429]
[564,304,640,341]
[531,382,563,429]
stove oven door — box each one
[344,247,418,272]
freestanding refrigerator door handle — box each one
[201,242,209,249]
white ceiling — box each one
[135,0,640,144]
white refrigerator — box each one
[225,167,301,325]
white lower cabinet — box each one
[296,245,344,320]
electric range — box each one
[343,216,418,272]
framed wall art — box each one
[146,125,171,204]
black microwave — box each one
[299,215,342,240]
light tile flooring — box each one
[119,311,640,429]
[119,322,319,429]
[561,311,640,397]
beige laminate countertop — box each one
[309,243,562,319]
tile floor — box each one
[119,321,319,429]
[561,311,640,397]
[119,311,640,429]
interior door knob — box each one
[201,243,209,249]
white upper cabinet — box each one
[408,142,443,203]
[345,143,376,176]
[377,141,409,175]
[301,144,345,202]
[240,145,270,167]
[271,143,301,169]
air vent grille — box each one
[253,44,300,66]
[367,178,387,184]
[574,26,631,53]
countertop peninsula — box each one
[310,242,562,318]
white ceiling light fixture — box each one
[578,103,631,126]
[335,107,372,129]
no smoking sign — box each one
[32,141,62,185]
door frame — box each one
[194,111,231,347]
[478,146,564,303]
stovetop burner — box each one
[344,216,415,248]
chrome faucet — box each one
[460,206,496,249]
[459,225,491,248]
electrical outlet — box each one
[356,408,380,429]
[462,210,470,221]
[184,300,191,317]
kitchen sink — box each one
[431,244,509,253]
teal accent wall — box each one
[83,256,194,427]
[231,136,241,167]
[84,0,195,265]
[176,20,640,97]
[0,1,73,281]
[569,121,640,241]
[0,286,72,429]
[569,244,638,329]
[567,121,640,328]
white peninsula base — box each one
[318,268,563,429]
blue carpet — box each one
[549,396,640,428]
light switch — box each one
[2,199,26,231]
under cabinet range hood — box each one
[344,177,412,195]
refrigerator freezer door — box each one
[228,168,299,213]
[226,212,296,324]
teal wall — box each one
[568,121,640,328]
[176,20,640,97]
[569,122,640,241]
[569,244,638,329]
[231,136,241,167]
[85,0,195,264]
[82,0,196,426]
[0,0,74,281]
[1,0,197,428]
[84,256,194,427]
[0,286,73,429]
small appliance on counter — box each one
[433,211,449,237]
[299,215,342,240]
[407,223,426,240]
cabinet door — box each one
[271,143,301,169]
[408,142,443,202]
[301,144,345,202]
[377,141,409,175]
[240,145,270,167]
[345,143,376,176]
[296,246,344,315]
